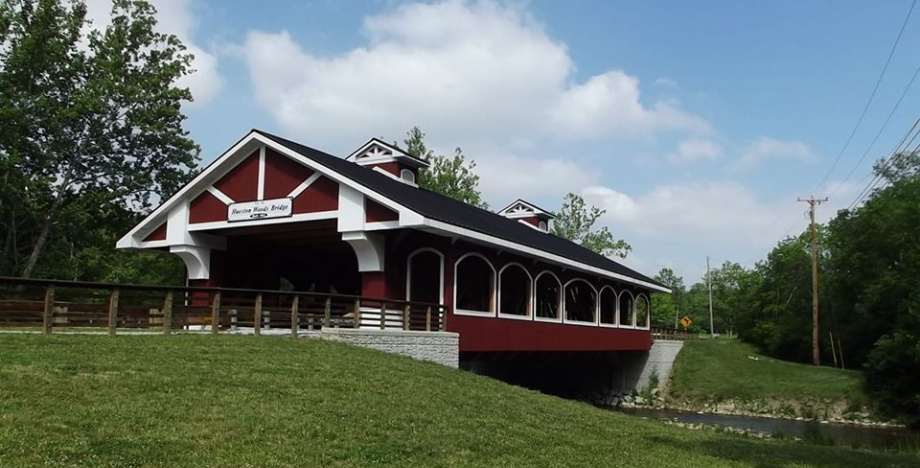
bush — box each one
[864,330,920,427]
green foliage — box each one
[0,0,199,278]
[651,268,686,327]
[1,335,917,467]
[552,193,631,258]
[405,126,489,209]
[865,326,920,427]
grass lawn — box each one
[0,335,916,467]
[669,338,864,406]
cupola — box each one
[347,138,430,185]
[498,199,555,233]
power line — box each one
[848,132,920,210]
[829,62,920,199]
[845,120,920,210]
[812,0,917,192]
[762,0,916,238]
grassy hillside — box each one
[668,338,865,414]
[0,335,916,467]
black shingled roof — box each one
[256,130,662,289]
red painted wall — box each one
[214,150,260,202]
[293,177,338,214]
[366,199,398,222]
[189,191,226,224]
[264,148,313,199]
[449,315,651,352]
[143,222,168,242]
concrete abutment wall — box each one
[321,328,459,368]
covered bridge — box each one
[117,130,669,353]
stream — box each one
[618,407,920,450]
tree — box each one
[0,0,199,278]
[651,268,685,327]
[404,127,488,209]
[552,193,631,258]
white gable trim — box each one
[346,138,429,169]
[497,199,555,218]
[117,131,425,249]
[206,187,234,205]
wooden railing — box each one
[0,277,447,335]
[651,326,696,341]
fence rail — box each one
[650,326,696,341]
[0,277,447,335]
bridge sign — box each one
[680,316,692,329]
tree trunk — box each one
[20,186,66,279]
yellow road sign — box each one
[680,316,692,328]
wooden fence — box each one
[650,326,696,341]
[0,277,447,335]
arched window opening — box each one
[635,294,650,328]
[455,254,494,313]
[535,272,561,319]
[565,280,596,323]
[599,287,616,325]
[400,168,416,184]
[407,249,442,304]
[618,291,634,326]
[499,264,531,316]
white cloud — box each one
[583,182,787,244]
[85,0,222,106]
[667,138,722,163]
[732,136,816,171]
[653,77,678,88]
[473,150,597,205]
[242,0,707,150]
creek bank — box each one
[598,390,902,428]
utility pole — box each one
[707,255,714,338]
[798,196,827,366]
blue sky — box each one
[94,0,920,283]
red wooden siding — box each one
[189,191,227,224]
[214,150,260,202]
[264,148,313,199]
[450,314,651,352]
[366,199,399,222]
[293,177,338,214]
[142,222,168,242]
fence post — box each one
[107,288,120,336]
[403,304,410,331]
[254,293,262,336]
[425,306,432,332]
[352,299,360,328]
[323,297,331,328]
[379,302,386,330]
[42,286,55,335]
[211,291,221,335]
[291,295,299,338]
[163,291,173,335]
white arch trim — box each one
[563,278,599,326]
[617,290,636,328]
[598,285,619,327]
[453,252,497,317]
[635,293,651,329]
[533,270,563,323]
[406,248,445,305]
[497,262,534,320]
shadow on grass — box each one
[647,434,920,468]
